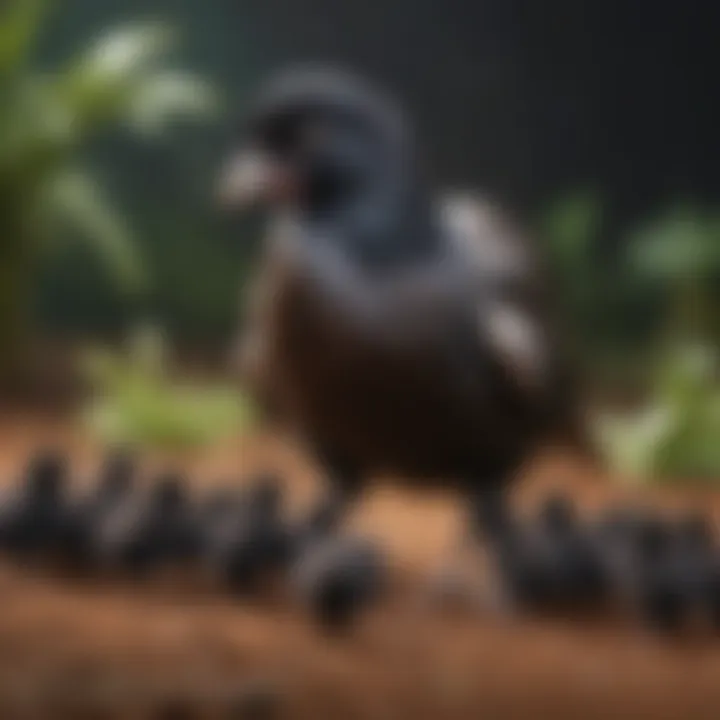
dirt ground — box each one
[2,414,720,719]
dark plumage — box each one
[200,486,246,526]
[671,512,720,631]
[493,494,609,613]
[100,472,201,576]
[594,506,650,546]
[204,474,295,595]
[57,450,136,571]
[292,535,386,632]
[634,519,691,632]
[218,66,585,557]
[0,450,68,562]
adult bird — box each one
[217,67,587,576]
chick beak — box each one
[216,149,296,210]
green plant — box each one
[543,195,720,481]
[596,344,720,482]
[540,190,603,313]
[0,0,218,382]
[81,326,256,449]
[627,204,720,345]
[539,189,623,362]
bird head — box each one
[217,66,410,219]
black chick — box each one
[633,518,696,633]
[292,535,387,632]
[57,449,136,572]
[544,495,609,609]
[218,66,588,571]
[494,493,608,614]
[0,450,68,563]
[590,505,659,609]
[671,512,720,631]
[101,472,201,577]
[205,473,295,595]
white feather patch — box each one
[482,302,544,390]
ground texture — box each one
[1,414,720,719]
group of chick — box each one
[482,492,720,634]
[3,449,720,636]
[0,450,386,632]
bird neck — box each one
[303,162,443,276]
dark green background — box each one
[35,0,719,344]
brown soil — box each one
[1,413,720,719]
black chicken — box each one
[218,67,587,572]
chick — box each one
[633,518,693,633]
[492,493,609,614]
[204,473,295,595]
[672,512,720,631]
[542,493,610,607]
[57,450,136,571]
[0,450,68,563]
[292,535,387,632]
[100,472,201,577]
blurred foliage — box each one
[540,190,604,347]
[0,0,218,381]
[543,196,720,481]
[627,204,720,345]
[541,195,720,373]
[80,326,256,448]
[596,345,720,481]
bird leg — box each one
[468,484,519,616]
[302,451,363,542]
[427,484,516,616]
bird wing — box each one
[440,192,550,393]
[440,193,593,458]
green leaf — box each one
[541,189,602,270]
[41,166,147,293]
[125,70,219,137]
[0,0,48,76]
[597,342,720,482]
[628,205,720,281]
[80,326,257,449]
[56,22,176,130]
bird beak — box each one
[216,149,296,210]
